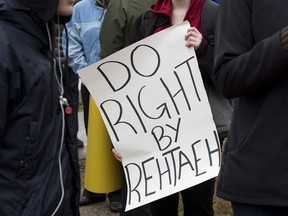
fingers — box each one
[185,27,200,40]
[185,27,202,49]
[112,148,122,162]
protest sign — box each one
[78,21,221,211]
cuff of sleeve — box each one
[195,39,207,56]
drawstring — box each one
[46,17,66,216]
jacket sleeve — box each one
[100,0,126,58]
[212,0,288,98]
[62,6,88,73]
[196,39,214,85]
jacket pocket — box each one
[16,121,39,180]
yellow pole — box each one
[84,96,121,193]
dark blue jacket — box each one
[0,0,80,215]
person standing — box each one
[100,0,155,215]
[212,0,288,215]
[0,0,80,215]
[62,0,123,213]
[112,0,232,215]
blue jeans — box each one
[232,202,288,216]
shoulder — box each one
[73,0,92,11]
[107,0,124,9]
[139,10,159,30]
[202,0,218,17]
[201,0,218,25]
[126,10,160,46]
[105,0,123,14]
[135,10,157,37]
[0,22,30,68]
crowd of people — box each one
[1,0,288,215]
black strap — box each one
[201,0,218,45]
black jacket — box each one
[0,0,80,215]
[128,1,232,140]
[213,0,288,206]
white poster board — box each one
[78,21,221,211]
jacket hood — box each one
[17,0,59,21]
[150,0,171,16]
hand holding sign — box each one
[185,27,203,49]
[112,148,122,162]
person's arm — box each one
[62,6,88,73]
[100,0,126,58]
[212,0,288,98]
[197,41,214,84]
[185,27,214,84]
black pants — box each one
[120,167,154,216]
[152,178,215,216]
[150,136,224,216]
[119,168,214,216]
[151,136,225,216]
